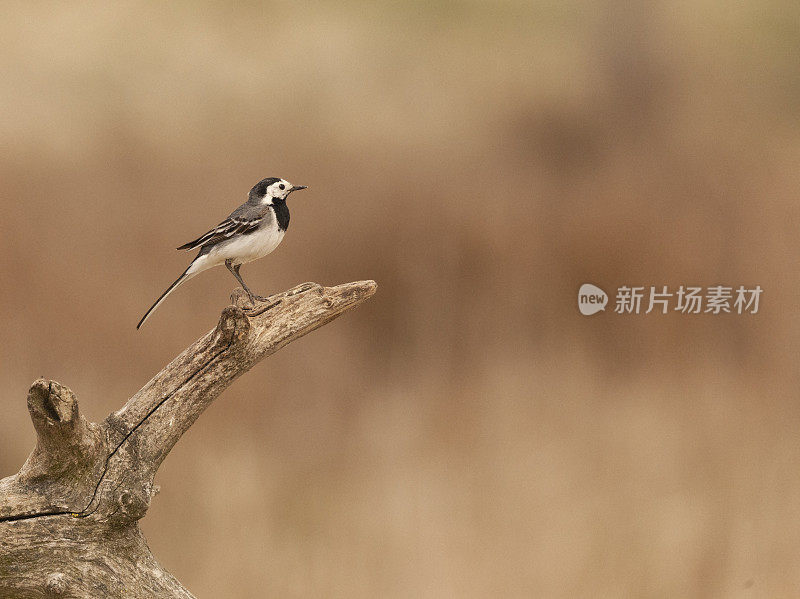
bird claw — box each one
[243,298,282,317]
[233,283,317,317]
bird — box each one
[136,177,307,329]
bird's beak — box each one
[289,185,308,193]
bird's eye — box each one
[279,184,285,190]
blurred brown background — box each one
[1,1,799,597]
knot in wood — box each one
[118,488,150,521]
[215,305,250,345]
[45,572,67,596]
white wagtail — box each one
[137,177,307,329]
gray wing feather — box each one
[177,201,268,251]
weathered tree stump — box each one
[0,280,376,598]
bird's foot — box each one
[231,283,317,316]
[231,287,278,312]
[242,295,282,317]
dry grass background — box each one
[1,1,799,597]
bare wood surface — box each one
[0,280,376,598]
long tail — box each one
[137,263,199,329]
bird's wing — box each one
[177,216,262,251]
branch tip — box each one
[340,279,378,302]
[27,379,77,425]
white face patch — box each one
[261,179,291,205]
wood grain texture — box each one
[0,280,376,598]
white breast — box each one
[205,221,285,266]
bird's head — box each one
[249,177,308,205]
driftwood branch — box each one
[0,280,376,598]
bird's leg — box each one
[235,264,272,302]
[225,260,270,303]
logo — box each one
[578,283,608,315]
[577,284,762,316]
